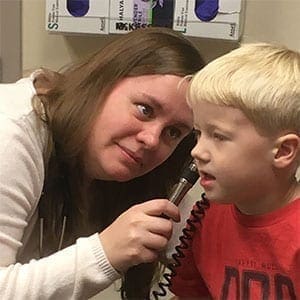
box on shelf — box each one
[46,0,244,41]
[174,0,244,40]
[109,0,244,40]
[46,0,109,34]
[109,0,175,34]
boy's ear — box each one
[272,133,300,168]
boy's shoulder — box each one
[199,197,300,228]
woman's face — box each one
[84,74,193,182]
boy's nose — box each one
[191,140,211,163]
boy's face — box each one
[191,101,277,211]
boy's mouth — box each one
[199,171,216,188]
[200,171,216,180]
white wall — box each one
[0,0,21,82]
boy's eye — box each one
[213,132,226,141]
[137,104,153,118]
[166,127,182,140]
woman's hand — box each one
[99,199,180,273]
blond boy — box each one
[171,43,300,299]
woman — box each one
[0,27,204,299]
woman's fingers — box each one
[133,199,181,222]
[99,199,180,273]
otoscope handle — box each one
[169,161,199,206]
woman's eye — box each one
[167,127,182,140]
[137,104,153,118]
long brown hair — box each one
[35,27,204,299]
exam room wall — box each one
[21,1,300,299]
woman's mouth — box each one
[118,144,143,166]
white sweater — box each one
[0,74,120,299]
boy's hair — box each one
[188,43,300,136]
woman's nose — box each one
[136,124,161,150]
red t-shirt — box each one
[170,198,300,299]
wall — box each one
[0,0,21,82]
[22,0,300,74]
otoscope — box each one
[168,160,199,206]
[152,160,203,299]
